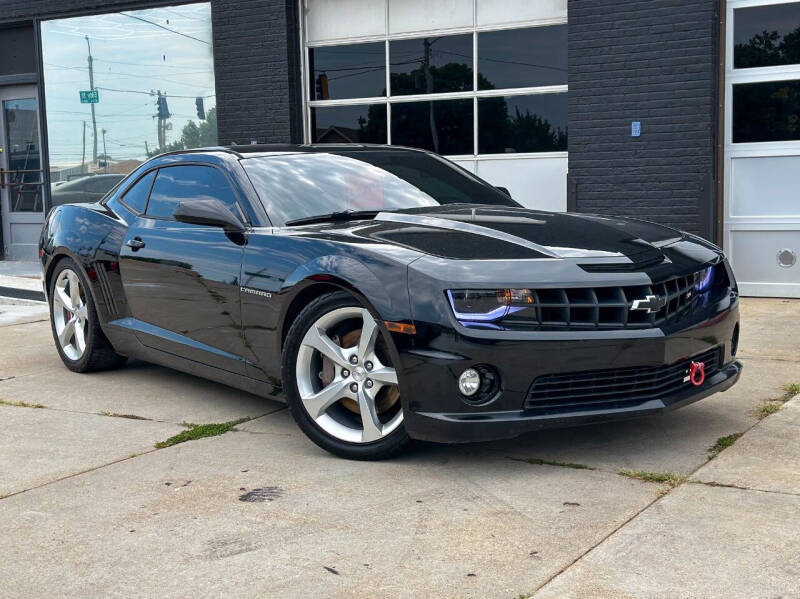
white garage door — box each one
[726,0,800,297]
[300,0,568,211]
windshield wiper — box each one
[284,210,380,227]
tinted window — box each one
[309,42,386,100]
[478,93,568,153]
[478,26,567,90]
[241,151,518,224]
[733,80,800,143]
[146,165,240,220]
[391,99,473,155]
[734,2,800,68]
[311,104,387,143]
[120,170,156,213]
[390,34,473,96]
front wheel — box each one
[282,292,410,460]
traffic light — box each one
[316,74,329,100]
[195,97,205,120]
[156,94,170,119]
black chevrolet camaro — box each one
[40,145,742,459]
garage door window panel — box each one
[146,165,241,220]
[391,99,474,155]
[733,80,800,143]
[734,2,800,69]
[311,104,386,144]
[478,93,568,154]
[390,34,473,96]
[478,26,568,90]
[309,42,387,100]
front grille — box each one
[502,265,728,331]
[524,348,721,411]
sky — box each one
[40,2,216,169]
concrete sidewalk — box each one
[0,298,798,598]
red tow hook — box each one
[689,361,706,386]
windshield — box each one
[241,149,519,225]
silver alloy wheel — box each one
[296,306,402,443]
[52,268,89,361]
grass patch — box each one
[155,417,251,449]
[0,398,45,409]
[755,402,783,420]
[708,433,743,459]
[753,382,799,421]
[509,456,594,470]
[782,382,800,399]
[618,470,686,487]
[100,411,150,420]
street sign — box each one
[79,90,99,104]
[631,121,642,137]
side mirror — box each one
[173,199,246,232]
[495,186,512,197]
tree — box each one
[148,107,218,156]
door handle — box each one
[126,237,146,251]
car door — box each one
[119,163,249,374]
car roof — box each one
[156,143,428,160]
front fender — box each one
[282,254,406,322]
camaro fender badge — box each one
[629,294,667,314]
[240,286,272,298]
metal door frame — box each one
[725,0,800,297]
[0,83,45,261]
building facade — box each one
[0,0,797,297]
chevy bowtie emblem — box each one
[630,294,666,314]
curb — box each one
[0,286,46,303]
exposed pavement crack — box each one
[0,448,161,501]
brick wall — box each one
[0,0,303,145]
[568,0,720,240]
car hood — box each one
[329,205,685,262]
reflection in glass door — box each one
[0,86,44,261]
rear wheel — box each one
[49,258,127,373]
[282,292,410,460]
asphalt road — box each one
[1,298,798,598]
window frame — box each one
[141,163,250,224]
[299,1,568,160]
[727,0,800,151]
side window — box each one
[120,170,156,214]
[146,165,242,220]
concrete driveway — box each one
[1,298,798,598]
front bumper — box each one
[398,298,742,444]
[405,359,742,443]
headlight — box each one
[447,289,534,322]
[694,266,714,294]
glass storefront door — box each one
[0,85,44,261]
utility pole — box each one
[85,36,98,167]
[423,37,439,154]
[145,140,150,157]
[102,128,108,173]
[81,120,86,169]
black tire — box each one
[48,257,128,373]
[282,291,411,460]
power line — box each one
[95,85,215,99]
[119,12,211,45]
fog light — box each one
[458,368,481,396]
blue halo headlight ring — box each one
[694,266,714,294]
[446,290,510,322]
